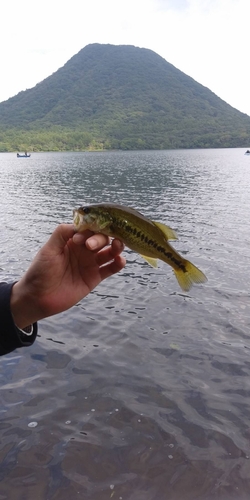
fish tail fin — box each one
[174,259,207,292]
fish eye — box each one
[83,207,90,214]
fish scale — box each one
[73,203,207,292]
[110,217,185,271]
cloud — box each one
[155,0,189,11]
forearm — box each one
[0,282,37,356]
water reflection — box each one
[1,149,250,499]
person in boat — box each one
[0,225,126,356]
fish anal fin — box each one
[140,254,158,268]
[152,221,178,240]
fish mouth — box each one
[73,209,86,229]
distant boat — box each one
[245,150,250,155]
[17,152,31,158]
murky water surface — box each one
[1,149,250,499]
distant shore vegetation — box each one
[0,126,249,152]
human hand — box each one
[10,224,126,329]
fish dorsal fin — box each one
[140,254,158,268]
[152,221,178,240]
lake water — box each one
[0,149,250,500]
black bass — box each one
[73,203,207,292]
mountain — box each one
[0,43,250,151]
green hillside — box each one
[0,43,250,151]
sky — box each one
[1,0,250,116]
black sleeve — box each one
[0,282,37,356]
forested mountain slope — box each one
[0,43,249,151]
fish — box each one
[73,203,207,292]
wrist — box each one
[10,281,39,330]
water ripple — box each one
[1,149,250,499]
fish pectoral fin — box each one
[152,221,178,240]
[99,220,111,230]
[140,254,158,268]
